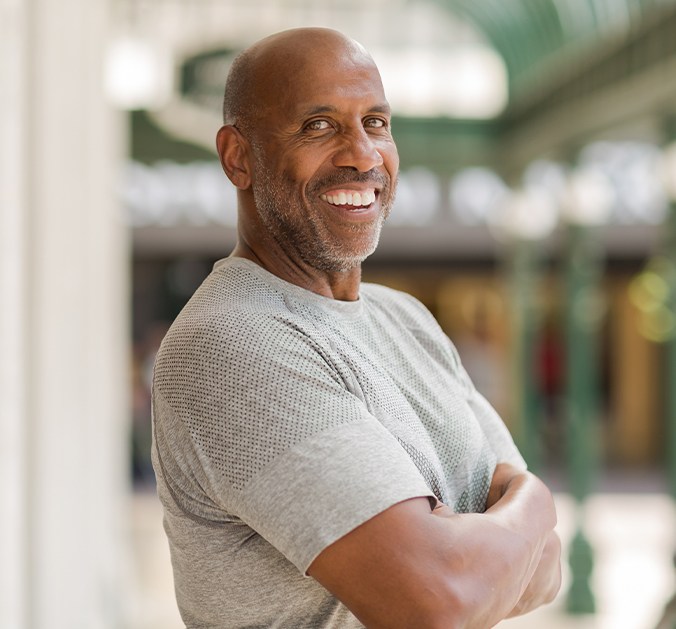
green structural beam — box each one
[511,239,543,473]
[564,223,604,615]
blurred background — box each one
[3,0,676,627]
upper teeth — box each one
[320,190,376,206]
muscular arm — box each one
[308,463,560,629]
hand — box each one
[508,530,562,617]
[486,462,525,509]
[486,463,562,617]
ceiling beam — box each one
[497,3,676,176]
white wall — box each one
[0,0,130,626]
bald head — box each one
[222,28,378,134]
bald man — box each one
[151,28,561,628]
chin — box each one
[311,244,378,273]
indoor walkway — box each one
[128,489,676,629]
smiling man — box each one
[151,27,561,628]
[219,28,398,294]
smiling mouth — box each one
[320,189,377,208]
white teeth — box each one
[321,190,376,207]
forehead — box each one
[257,45,388,122]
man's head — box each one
[217,28,399,274]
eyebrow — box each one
[300,103,392,117]
[368,103,392,115]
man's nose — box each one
[332,127,384,172]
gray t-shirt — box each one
[151,257,525,628]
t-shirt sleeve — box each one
[152,312,436,574]
[235,416,437,573]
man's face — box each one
[248,47,399,273]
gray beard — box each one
[251,161,396,273]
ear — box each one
[216,125,252,189]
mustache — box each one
[308,169,391,194]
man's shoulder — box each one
[181,257,291,320]
[158,260,304,359]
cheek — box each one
[386,143,400,172]
[279,158,317,191]
[378,141,399,180]
[269,162,304,193]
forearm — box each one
[314,506,548,629]
[428,512,551,622]
[309,468,560,629]
[427,467,558,625]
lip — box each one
[321,184,381,196]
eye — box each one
[364,117,387,129]
[304,119,331,131]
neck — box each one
[231,239,362,302]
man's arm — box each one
[308,463,560,629]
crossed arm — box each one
[308,462,561,629]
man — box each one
[151,27,561,628]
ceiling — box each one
[117,0,676,175]
[439,0,674,95]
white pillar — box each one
[0,0,130,627]
[1,0,29,626]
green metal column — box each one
[564,222,604,614]
[661,129,676,503]
[511,239,543,473]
